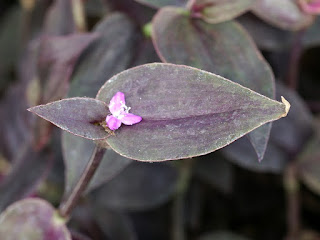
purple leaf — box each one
[28,98,109,140]
[96,63,289,161]
[0,198,71,240]
[252,0,314,31]
[152,7,276,161]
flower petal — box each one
[109,92,125,115]
[121,113,142,125]
[106,115,122,130]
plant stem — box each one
[172,159,194,240]
[72,0,87,32]
[59,146,105,218]
[284,163,300,240]
[285,29,306,90]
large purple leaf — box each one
[152,7,275,161]
[191,0,256,24]
[68,13,138,98]
[134,0,188,9]
[0,198,71,240]
[62,133,132,198]
[92,162,178,210]
[28,98,109,140]
[38,33,98,104]
[252,0,314,31]
[96,63,289,161]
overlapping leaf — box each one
[252,0,314,31]
[96,63,289,161]
[152,7,275,161]
[0,198,71,240]
[191,0,256,24]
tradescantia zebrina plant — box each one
[29,63,290,162]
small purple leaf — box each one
[0,198,71,240]
[28,97,109,140]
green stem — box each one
[172,158,194,240]
[284,163,300,240]
[58,146,105,218]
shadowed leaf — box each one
[44,0,75,35]
[93,207,137,240]
[194,153,233,194]
[62,133,132,197]
[192,0,256,24]
[198,231,250,240]
[0,198,71,240]
[96,63,288,161]
[134,0,188,8]
[69,13,138,98]
[0,147,53,212]
[152,7,275,161]
[92,162,178,210]
[38,33,99,104]
[252,0,314,31]
[28,98,109,140]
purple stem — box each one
[59,145,106,218]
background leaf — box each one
[96,63,287,161]
[152,7,275,161]
[0,146,53,212]
[68,13,138,98]
[252,0,314,31]
[62,133,132,198]
[198,231,251,240]
[0,198,71,240]
[134,0,188,9]
[91,161,178,211]
[192,0,256,24]
[28,98,109,140]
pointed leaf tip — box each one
[28,98,110,140]
[281,96,291,117]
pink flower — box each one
[299,0,320,14]
[106,92,142,130]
